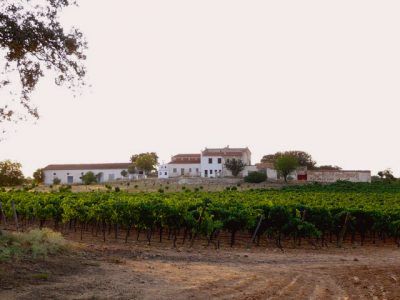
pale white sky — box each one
[1,0,399,177]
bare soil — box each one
[1,234,400,300]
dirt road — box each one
[2,238,400,300]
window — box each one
[189,168,192,173]
[164,172,167,175]
[208,158,212,164]
[210,170,213,175]
[159,172,162,175]
[218,158,222,164]
[204,170,208,177]
[196,168,199,173]
[181,168,184,175]
[173,168,177,173]
[226,159,230,163]
[67,173,70,175]
[53,173,56,175]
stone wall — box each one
[307,170,371,183]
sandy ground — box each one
[1,233,400,300]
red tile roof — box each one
[202,147,250,157]
[43,163,131,171]
[202,151,245,157]
[173,154,201,158]
[168,160,201,164]
[169,154,201,164]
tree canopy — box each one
[377,169,396,182]
[0,159,24,186]
[130,152,158,175]
[80,171,97,185]
[274,155,298,182]
[261,151,316,169]
[32,168,44,183]
[0,0,86,128]
[313,165,342,171]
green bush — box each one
[244,172,267,183]
[53,178,61,185]
[80,172,97,185]
[58,185,72,193]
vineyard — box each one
[1,182,400,249]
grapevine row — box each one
[1,189,400,248]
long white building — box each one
[43,163,133,185]
[158,146,255,179]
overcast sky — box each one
[1,0,399,177]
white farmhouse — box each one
[158,146,255,179]
[200,147,252,178]
[158,154,201,178]
[43,163,133,185]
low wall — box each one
[307,170,371,183]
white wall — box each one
[266,168,278,180]
[242,165,258,177]
[200,156,224,177]
[165,163,201,178]
[158,164,169,179]
[44,168,129,185]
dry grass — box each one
[0,228,67,261]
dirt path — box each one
[2,240,400,300]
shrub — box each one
[53,178,61,185]
[231,186,237,191]
[244,172,267,183]
[114,186,120,192]
[80,171,97,185]
[58,185,72,193]
[0,229,67,261]
[158,188,164,193]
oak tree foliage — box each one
[0,159,24,186]
[0,0,86,125]
[32,167,44,183]
[130,152,158,175]
[261,151,316,169]
[274,155,298,183]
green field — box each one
[1,181,400,248]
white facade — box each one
[43,163,132,185]
[200,156,224,178]
[158,163,201,179]
[159,147,253,179]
